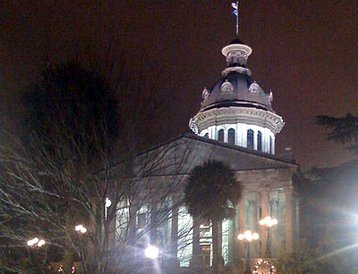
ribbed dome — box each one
[200,71,273,112]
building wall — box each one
[112,136,297,270]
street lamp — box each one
[105,197,111,220]
[105,197,112,208]
[259,216,278,257]
[27,237,46,247]
[144,245,160,259]
[238,230,259,274]
[75,224,87,234]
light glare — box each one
[144,245,160,259]
[75,224,87,234]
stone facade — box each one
[112,134,298,273]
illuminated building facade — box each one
[114,38,298,272]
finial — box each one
[231,1,239,36]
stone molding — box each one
[190,106,284,134]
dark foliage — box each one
[316,113,358,151]
[184,160,242,221]
[21,62,119,164]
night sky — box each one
[1,1,357,170]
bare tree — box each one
[0,59,194,273]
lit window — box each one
[228,128,235,145]
[137,212,147,229]
[257,131,262,152]
[218,129,224,142]
[247,129,254,150]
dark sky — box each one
[1,1,357,170]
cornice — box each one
[190,106,284,134]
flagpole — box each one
[236,1,239,36]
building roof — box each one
[136,133,297,175]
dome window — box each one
[249,82,260,93]
[257,131,262,152]
[247,129,254,150]
[228,128,235,145]
[202,87,209,101]
[218,129,224,142]
[220,80,234,94]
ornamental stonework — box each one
[220,80,234,94]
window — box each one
[137,212,147,229]
[201,245,211,266]
[247,129,254,149]
[137,206,148,229]
[204,133,209,138]
[218,129,224,142]
[257,131,262,152]
[228,128,235,145]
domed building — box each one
[113,38,298,273]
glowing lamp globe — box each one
[144,245,160,259]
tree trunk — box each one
[212,217,224,274]
[191,216,202,268]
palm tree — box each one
[184,160,243,273]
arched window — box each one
[204,133,209,138]
[247,129,254,150]
[218,129,224,142]
[228,128,235,145]
[257,131,262,152]
[269,136,273,154]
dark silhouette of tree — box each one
[184,160,242,273]
[21,62,119,164]
[316,113,358,151]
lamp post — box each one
[238,230,259,274]
[105,197,111,220]
[259,216,278,258]
[144,245,160,260]
[27,237,46,247]
[75,224,87,234]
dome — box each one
[189,38,284,155]
[200,71,273,111]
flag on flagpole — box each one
[232,2,238,17]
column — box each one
[228,204,238,265]
[260,187,270,257]
[190,216,202,268]
[128,202,138,255]
[228,204,240,274]
[284,186,294,252]
[170,206,180,267]
[238,196,246,258]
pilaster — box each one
[284,186,294,252]
[259,187,270,257]
[238,197,246,258]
